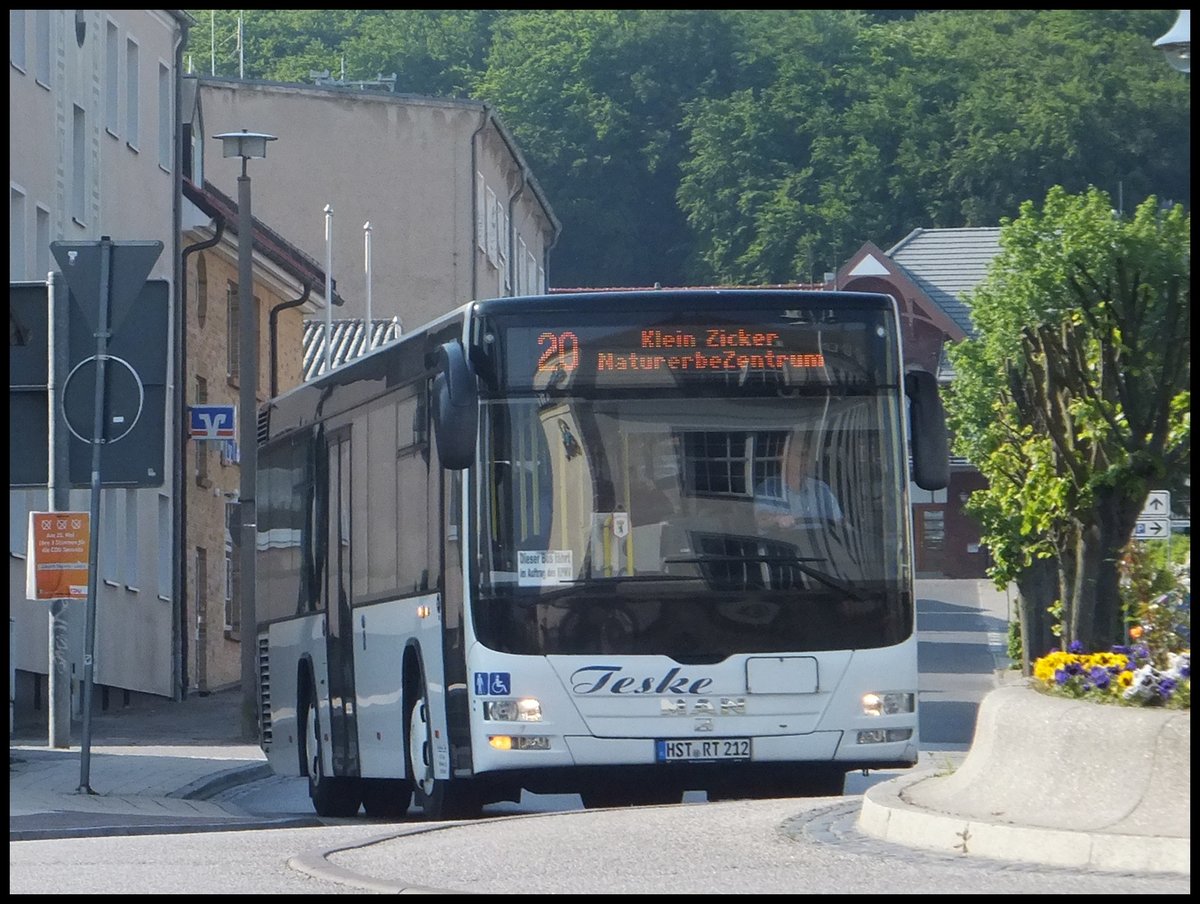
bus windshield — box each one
[472,305,913,660]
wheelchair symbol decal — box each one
[474,671,511,696]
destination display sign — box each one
[495,310,894,392]
[535,326,826,379]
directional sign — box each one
[190,404,237,440]
[1139,490,1171,521]
[1134,519,1170,540]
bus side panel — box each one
[352,592,441,778]
[263,613,325,777]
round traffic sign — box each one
[61,354,145,444]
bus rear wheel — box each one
[406,679,482,820]
[303,696,362,817]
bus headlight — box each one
[861,692,914,717]
[483,698,543,722]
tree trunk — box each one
[1015,555,1058,674]
[1071,487,1144,651]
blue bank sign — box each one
[189,404,236,440]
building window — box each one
[225,502,238,632]
[105,20,119,135]
[476,171,486,251]
[195,376,209,485]
[158,493,171,598]
[157,61,170,170]
[124,488,139,589]
[33,9,50,86]
[681,431,750,497]
[750,432,787,501]
[72,104,86,224]
[500,209,510,292]
[10,186,26,280]
[11,11,27,71]
[35,205,50,278]
[100,491,119,585]
[125,38,139,149]
[226,281,239,381]
[10,491,28,556]
[195,253,208,327]
[485,186,498,266]
[196,546,208,690]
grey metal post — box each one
[78,237,113,794]
[237,163,259,743]
[47,271,72,748]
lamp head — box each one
[1154,10,1191,74]
[214,129,277,160]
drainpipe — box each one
[179,216,225,701]
[506,168,527,296]
[541,220,562,293]
[171,15,189,702]
[269,282,312,398]
[469,105,490,301]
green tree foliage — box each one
[185,10,1188,288]
[945,186,1190,664]
[473,9,743,287]
[678,9,1189,284]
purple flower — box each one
[1065,660,1083,676]
[1157,677,1178,699]
[1068,640,1084,654]
[1054,668,1070,686]
[1111,644,1130,654]
[1088,667,1111,690]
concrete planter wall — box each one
[859,682,1190,874]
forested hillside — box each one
[186,9,1189,289]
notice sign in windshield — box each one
[517,549,574,586]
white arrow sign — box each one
[1133,519,1170,539]
[1139,490,1171,520]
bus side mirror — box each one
[905,370,949,491]
[432,340,478,470]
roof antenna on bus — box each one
[653,282,662,290]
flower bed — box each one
[1032,642,1190,708]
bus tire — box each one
[406,678,482,820]
[303,695,362,817]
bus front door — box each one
[324,431,360,778]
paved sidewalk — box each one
[9,687,280,839]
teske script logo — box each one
[570,665,714,695]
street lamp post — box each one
[214,129,276,742]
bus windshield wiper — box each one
[661,553,865,601]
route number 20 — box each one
[536,330,580,373]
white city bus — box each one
[254,289,948,818]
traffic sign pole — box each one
[77,237,115,795]
[47,271,73,749]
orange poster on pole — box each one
[26,512,91,601]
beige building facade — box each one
[197,77,561,343]
[9,10,188,718]
[180,176,330,694]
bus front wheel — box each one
[406,679,482,820]
[303,696,362,817]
